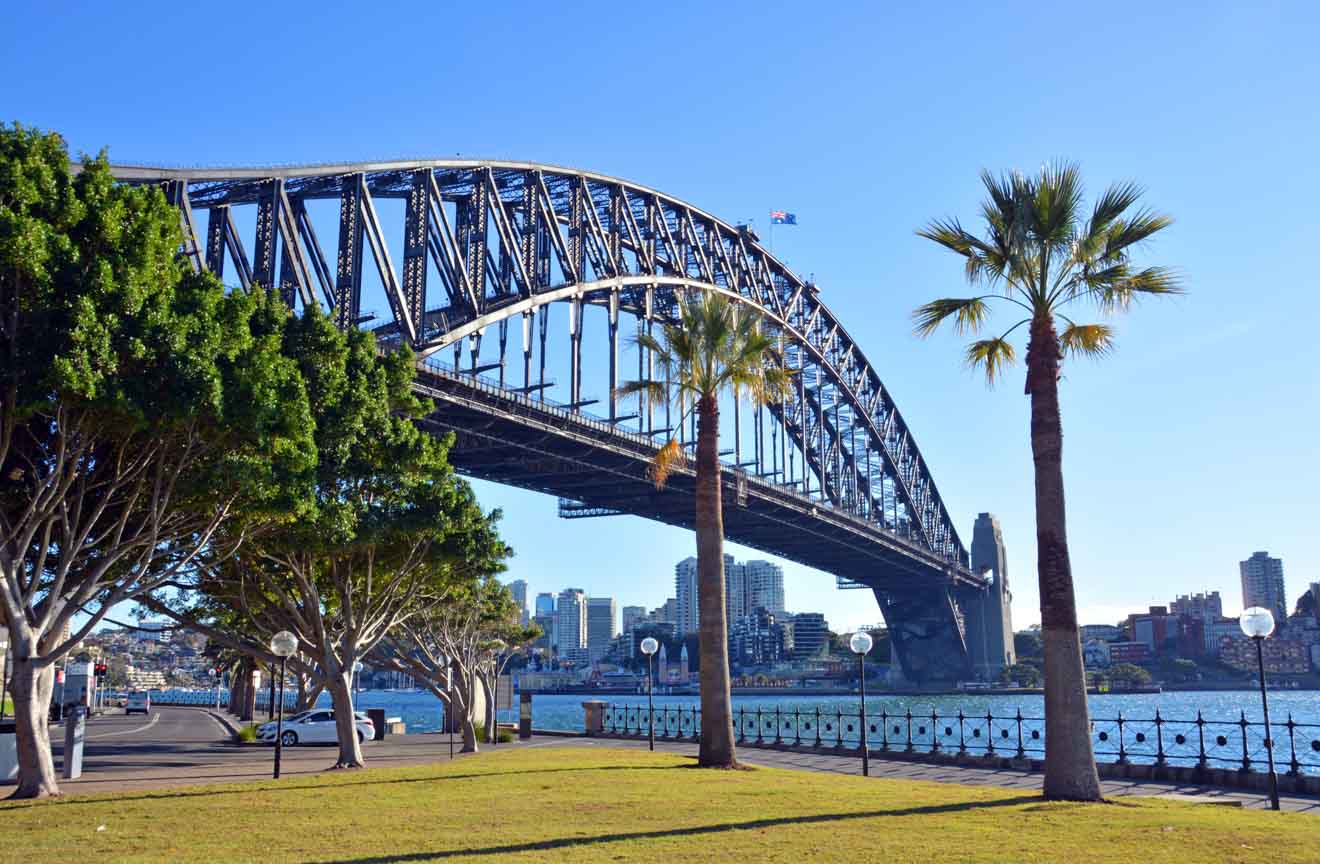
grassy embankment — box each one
[1,746,1315,862]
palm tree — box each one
[914,163,1180,801]
[617,292,792,767]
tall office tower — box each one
[621,606,647,640]
[744,560,785,615]
[509,579,529,626]
[535,592,555,617]
[586,597,618,662]
[964,512,1015,680]
[1240,551,1287,625]
[675,554,735,635]
[790,612,828,658]
[726,559,747,622]
[555,589,588,651]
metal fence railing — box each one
[601,703,1320,777]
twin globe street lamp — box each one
[640,637,659,751]
[1239,607,1280,811]
[269,630,298,780]
[849,631,873,777]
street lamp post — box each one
[1239,607,1280,811]
[640,637,659,752]
[849,631,873,777]
[269,631,298,780]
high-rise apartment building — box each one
[509,579,529,626]
[1170,591,1223,622]
[535,592,555,617]
[1240,551,1287,625]
[790,612,828,659]
[586,597,617,662]
[677,554,777,634]
[555,589,587,651]
[621,606,647,640]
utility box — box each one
[0,721,17,783]
[61,707,86,780]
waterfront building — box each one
[1082,639,1111,668]
[630,621,676,659]
[1107,641,1152,664]
[1240,551,1287,625]
[535,592,555,617]
[509,579,529,626]
[1126,606,1181,654]
[586,597,618,662]
[744,560,786,616]
[1079,624,1122,642]
[728,607,786,667]
[678,554,782,635]
[555,589,588,651]
[790,612,828,659]
[1205,618,1242,657]
[675,557,698,635]
[1218,634,1310,675]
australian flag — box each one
[770,210,797,225]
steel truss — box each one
[113,159,988,682]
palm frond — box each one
[1096,265,1183,311]
[963,337,1018,386]
[1059,322,1116,358]
[649,438,684,490]
[912,297,992,337]
[614,379,667,403]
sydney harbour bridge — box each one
[111,159,1014,684]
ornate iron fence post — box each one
[1286,714,1300,776]
[1155,709,1166,766]
[737,706,745,744]
[906,708,914,753]
[957,709,966,756]
[930,709,941,754]
[836,706,844,749]
[813,705,822,748]
[775,704,783,745]
[794,706,802,747]
[1015,708,1025,759]
[756,705,764,745]
[879,707,890,753]
[1239,710,1250,771]
[1196,710,1207,768]
[1116,711,1127,764]
[985,710,995,756]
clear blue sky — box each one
[7,1,1316,632]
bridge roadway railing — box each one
[597,700,1320,790]
[413,356,977,585]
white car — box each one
[256,710,313,738]
[260,710,374,746]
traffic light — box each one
[94,661,107,680]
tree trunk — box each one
[1027,315,1102,802]
[9,652,60,799]
[239,660,256,722]
[694,395,737,767]
[327,670,364,768]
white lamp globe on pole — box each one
[269,630,297,780]
[1239,607,1280,810]
[849,630,873,777]
[639,637,659,751]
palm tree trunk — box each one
[695,394,737,767]
[1027,315,1102,801]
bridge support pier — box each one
[872,585,972,686]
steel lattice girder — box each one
[109,159,971,574]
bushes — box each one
[473,724,515,744]
[234,725,259,744]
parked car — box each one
[255,710,314,738]
[125,691,151,716]
[258,710,374,746]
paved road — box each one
[44,706,475,795]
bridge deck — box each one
[415,361,984,593]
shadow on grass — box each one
[1,765,683,808]
[311,796,1042,863]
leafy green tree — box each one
[1105,663,1153,688]
[999,662,1044,688]
[915,164,1179,801]
[618,292,792,768]
[0,125,315,799]
[1013,631,1043,659]
[169,312,509,768]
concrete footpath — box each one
[27,708,1320,812]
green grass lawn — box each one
[1,747,1315,863]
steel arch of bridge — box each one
[113,159,1007,681]
[114,159,968,567]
